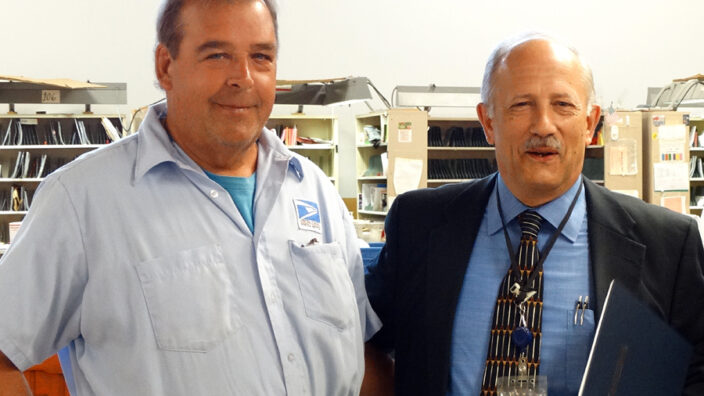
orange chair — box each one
[23,354,69,396]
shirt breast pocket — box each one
[288,240,356,331]
[133,244,241,352]
[565,308,596,392]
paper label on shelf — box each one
[658,140,685,161]
[608,139,637,175]
[610,125,619,140]
[658,124,686,140]
[397,122,412,143]
[398,129,412,143]
[657,125,687,161]
[653,162,688,191]
[19,118,38,125]
[41,90,60,104]
[661,195,686,214]
[8,221,22,243]
[604,112,621,126]
[393,157,423,195]
[652,115,666,127]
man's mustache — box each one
[523,135,561,151]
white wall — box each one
[3,0,703,197]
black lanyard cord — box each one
[496,180,584,290]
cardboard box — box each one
[603,111,643,199]
[386,108,428,198]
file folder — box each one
[579,280,692,396]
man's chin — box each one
[516,171,570,195]
[214,127,262,148]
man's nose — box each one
[226,59,254,89]
[531,104,558,136]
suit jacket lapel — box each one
[425,175,496,393]
[585,180,646,318]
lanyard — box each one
[496,180,583,297]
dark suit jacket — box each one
[366,174,704,396]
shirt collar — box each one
[134,102,194,182]
[133,102,304,182]
[256,121,304,182]
[487,173,586,242]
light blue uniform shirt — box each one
[0,102,381,395]
[448,174,595,395]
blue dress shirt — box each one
[447,174,595,395]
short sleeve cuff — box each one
[0,337,33,371]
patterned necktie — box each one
[481,210,544,395]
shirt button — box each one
[209,190,219,198]
[287,353,295,362]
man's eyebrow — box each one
[196,40,230,53]
[509,94,532,102]
[550,92,578,101]
[251,42,277,52]
[195,41,277,53]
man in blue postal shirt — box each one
[0,0,380,395]
[363,33,704,395]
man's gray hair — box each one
[157,0,278,59]
[480,32,595,115]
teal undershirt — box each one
[204,170,256,233]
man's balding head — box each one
[480,32,595,117]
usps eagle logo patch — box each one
[294,199,322,233]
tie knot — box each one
[518,210,542,237]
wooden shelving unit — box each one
[266,114,338,189]
[0,114,124,243]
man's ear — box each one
[584,104,602,145]
[155,44,174,91]
[477,102,495,145]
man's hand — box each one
[361,343,394,396]
[0,351,32,396]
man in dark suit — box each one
[362,33,704,395]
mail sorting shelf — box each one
[0,114,124,244]
[583,144,605,185]
[426,117,496,187]
[362,112,606,203]
[266,114,339,188]
[689,117,704,215]
[356,112,388,219]
[690,146,704,206]
[427,144,605,187]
